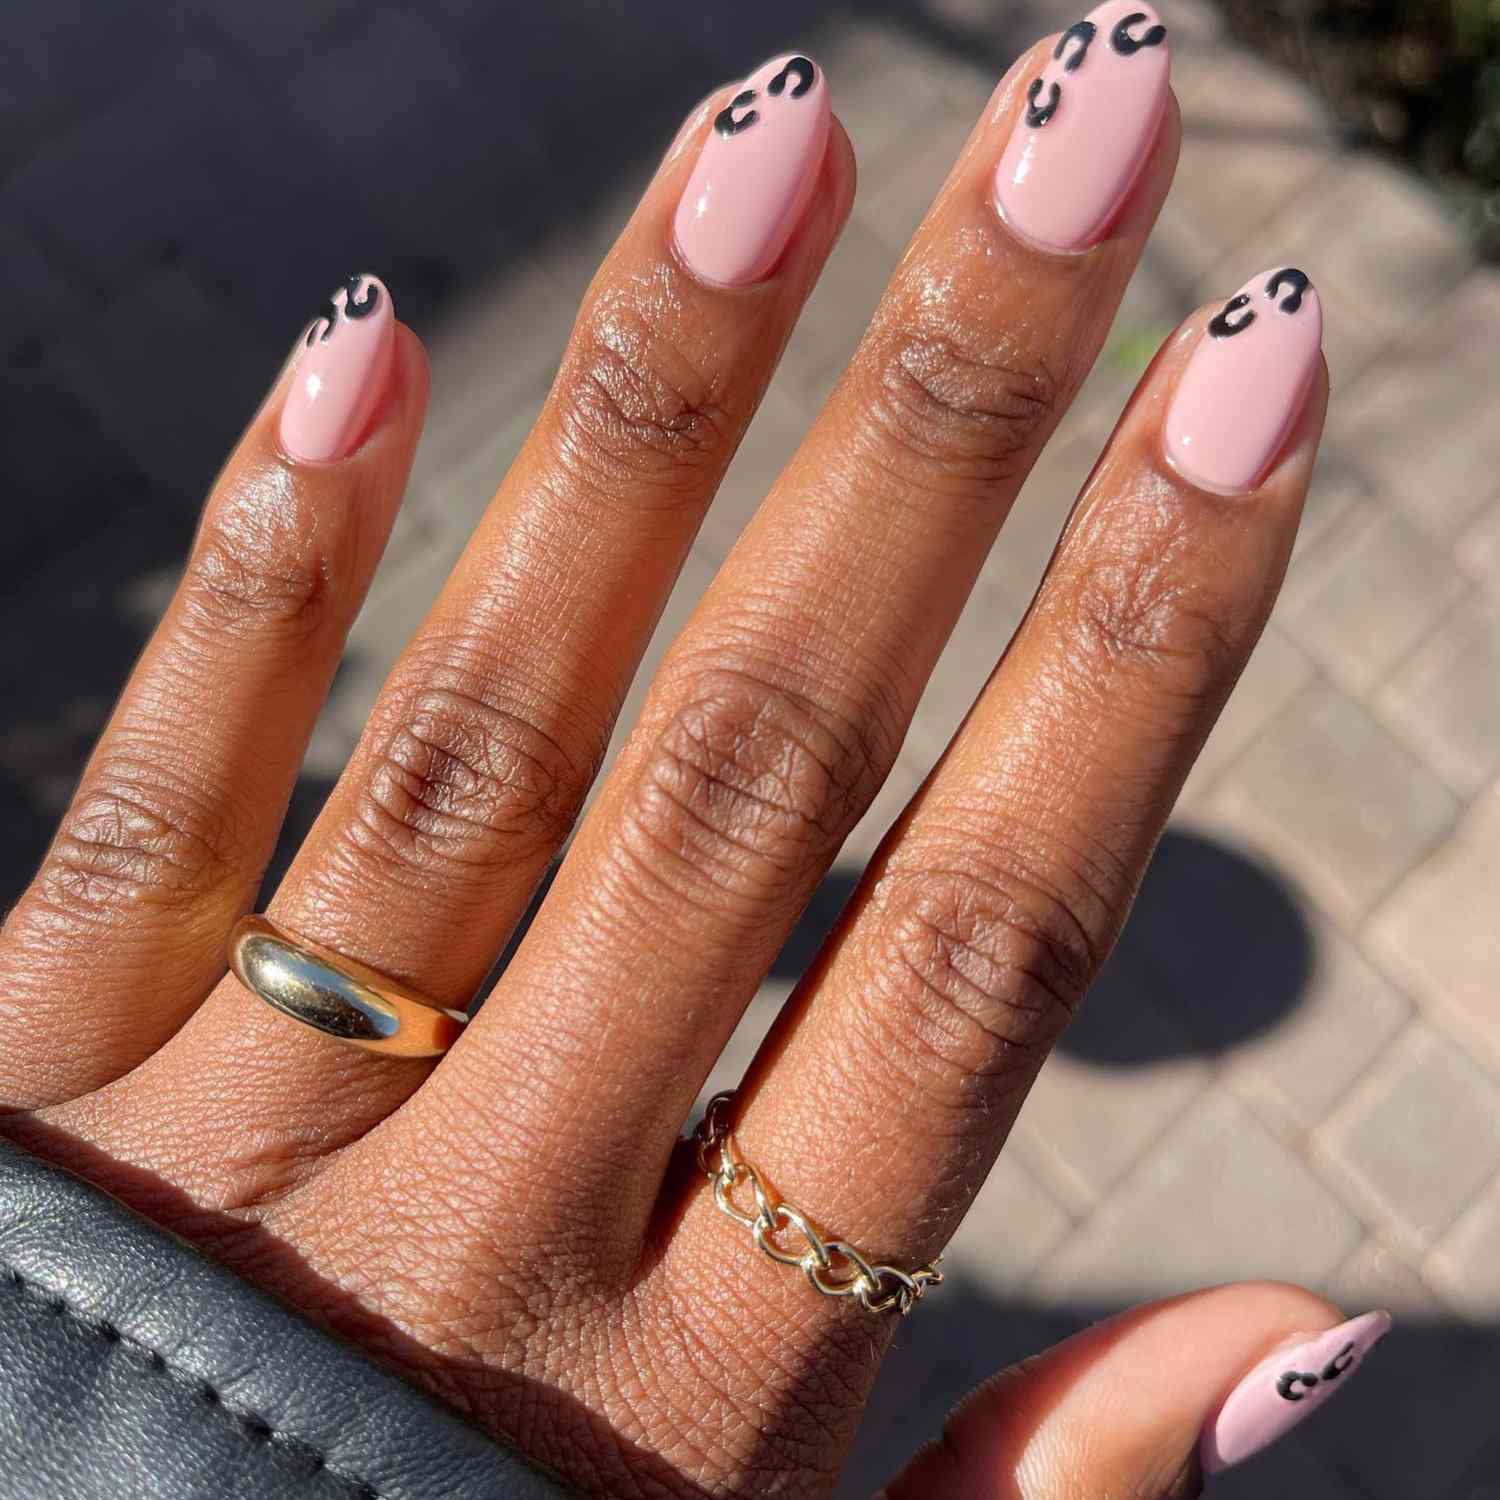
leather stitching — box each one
[1,1263,388,1498]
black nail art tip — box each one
[343,274,380,319]
[1265,267,1310,313]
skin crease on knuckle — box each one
[28,763,244,925]
[181,459,368,648]
[1058,474,1266,686]
[870,314,1066,488]
[4,465,369,955]
[836,73,1179,508]
[855,236,1077,496]
[552,276,740,504]
[620,665,885,904]
[851,851,1102,1119]
[347,680,589,885]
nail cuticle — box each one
[1160,447,1258,499]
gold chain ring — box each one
[691,1092,942,1316]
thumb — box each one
[877,1282,1392,1498]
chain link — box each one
[691,1091,942,1317]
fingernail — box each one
[279,273,395,464]
[1200,1311,1392,1473]
[994,2,1170,253]
[1163,265,1323,495]
[673,54,831,287]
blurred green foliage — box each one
[1224,0,1500,251]
[1105,323,1173,378]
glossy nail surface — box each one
[994,1,1170,252]
[1201,1311,1392,1473]
[1163,265,1323,494]
[280,273,395,463]
[673,54,831,287]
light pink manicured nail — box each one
[673,54,831,287]
[1163,266,1323,494]
[994,2,1170,252]
[1201,1311,1392,1473]
[279,273,395,463]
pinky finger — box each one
[0,276,427,1109]
[878,1283,1391,1498]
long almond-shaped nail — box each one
[673,54,831,287]
[1163,265,1323,494]
[279,273,395,463]
[1200,1311,1392,1473]
[994,2,1170,252]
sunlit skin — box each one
[0,26,1352,1500]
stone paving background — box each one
[4,0,1499,1493]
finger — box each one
[409,4,1182,1258]
[881,1284,1391,1497]
[49,61,856,1189]
[725,273,1327,1295]
[0,281,426,1108]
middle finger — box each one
[404,3,1181,1261]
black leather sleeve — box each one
[0,1138,579,1500]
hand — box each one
[1,10,1377,1495]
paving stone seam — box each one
[1233,1074,1395,1253]
[1170,660,1332,809]
[1421,1164,1500,1284]
[1420,1161,1500,1273]
[1328,264,1490,433]
[1323,802,1462,936]
[1010,1070,1225,1286]
[1328,1232,1456,1316]
[1367,578,1490,802]
[1349,805,1480,950]
[1281,464,1383,582]
[1356,954,1500,1098]
[1306,1014,1500,1254]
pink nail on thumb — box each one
[1200,1310,1392,1473]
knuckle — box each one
[556,298,735,500]
[869,325,1063,484]
[860,854,1104,1106]
[621,667,893,908]
[1068,522,1246,696]
[33,759,240,919]
[349,683,589,881]
[182,504,336,645]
